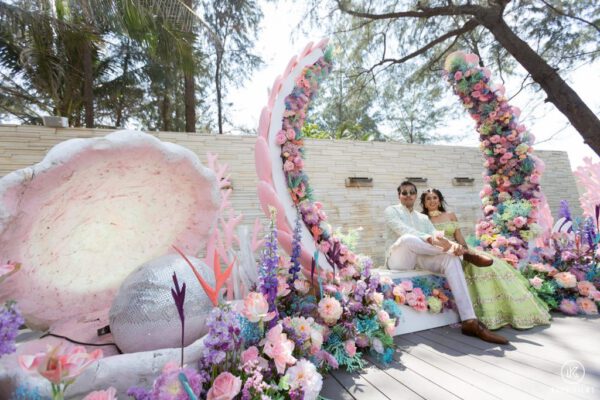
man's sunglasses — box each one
[400,190,417,196]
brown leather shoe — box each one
[461,319,509,345]
[463,252,493,267]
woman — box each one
[421,188,550,330]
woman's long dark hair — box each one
[421,188,448,216]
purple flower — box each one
[171,272,186,367]
[559,200,572,222]
[259,211,279,326]
[289,210,303,285]
[200,307,242,368]
[0,302,24,357]
[150,364,204,400]
[127,386,151,400]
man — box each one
[384,181,508,345]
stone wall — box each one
[0,125,580,265]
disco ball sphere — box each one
[109,253,218,353]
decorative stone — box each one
[0,130,220,331]
[110,254,217,353]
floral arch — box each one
[255,42,545,270]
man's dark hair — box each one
[397,181,417,194]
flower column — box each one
[444,51,544,266]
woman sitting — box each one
[421,188,551,330]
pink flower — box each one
[577,281,595,297]
[377,310,391,323]
[559,299,579,315]
[284,160,295,172]
[241,346,259,365]
[263,324,296,374]
[489,135,501,144]
[370,292,384,305]
[285,129,296,141]
[400,280,413,292]
[576,298,598,315]
[318,240,331,253]
[207,371,242,400]
[242,292,276,323]
[344,340,356,357]
[19,343,103,385]
[454,71,463,80]
[513,216,527,228]
[318,297,343,325]
[590,290,600,302]
[554,272,577,289]
[560,251,576,262]
[529,276,544,290]
[484,205,496,215]
[275,131,287,145]
[277,276,291,297]
[83,387,117,400]
[294,278,311,294]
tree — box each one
[0,0,103,126]
[200,0,262,134]
[333,0,600,153]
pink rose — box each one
[400,280,413,292]
[529,276,544,290]
[285,129,296,141]
[554,272,577,289]
[577,281,595,297]
[83,387,117,400]
[576,297,598,315]
[454,71,463,80]
[207,372,242,400]
[284,160,295,172]
[513,216,527,228]
[242,292,276,323]
[318,297,343,325]
[241,346,259,365]
[275,131,287,145]
[344,340,357,357]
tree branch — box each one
[335,0,483,19]
[539,0,600,34]
[357,18,480,76]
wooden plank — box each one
[396,335,542,400]
[351,363,423,400]
[432,324,600,370]
[331,365,390,400]
[391,341,500,400]
[321,375,356,400]
[410,331,588,400]
[367,355,461,400]
[424,327,600,397]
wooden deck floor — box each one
[322,313,600,400]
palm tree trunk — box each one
[216,52,224,134]
[82,40,94,128]
[183,0,196,133]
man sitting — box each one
[384,181,508,345]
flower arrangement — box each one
[122,207,398,400]
[18,343,103,400]
[383,275,454,315]
[444,51,544,266]
[522,201,600,315]
[275,47,363,272]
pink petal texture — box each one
[254,137,273,184]
[257,180,291,235]
[0,130,220,330]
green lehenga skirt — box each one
[463,254,551,330]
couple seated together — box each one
[384,181,551,345]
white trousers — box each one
[387,234,476,321]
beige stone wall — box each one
[0,125,580,265]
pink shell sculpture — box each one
[0,130,220,330]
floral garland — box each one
[444,52,544,266]
[275,47,359,271]
[524,201,600,315]
[383,276,455,314]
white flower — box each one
[284,359,323,400]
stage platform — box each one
[321,312,599,400]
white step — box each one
[376,269,461,335]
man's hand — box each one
[429,237,465,256]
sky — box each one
[228,0,600,171]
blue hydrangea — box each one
[383,299,402,319]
